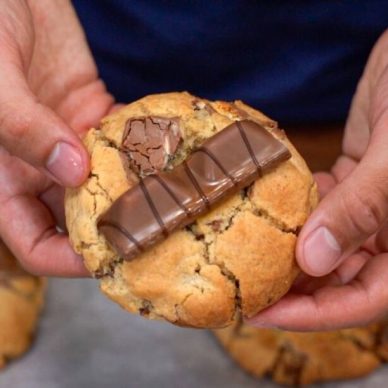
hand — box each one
[0,0,114,276]
[248,29,388,331]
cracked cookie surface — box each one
[0,240,45,369]
[65,92,318,328]
[213,318,388,385]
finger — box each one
[0,61,89,187]
[296,111,388,277]
[0,187,89,277]
[291,272,341,295]
[39,183,66,231]
[376,221,388,252]
[313,172,336,198]
[331,155,358,183]
[292,249,370,294]
[360,229,384,256]
[246,253,388,331]
[109,103,125,113]
[312,152,359,199]
[340,30,388,161]
[335,249,371,283]
[2,196,89,277]
[56,79,115,135]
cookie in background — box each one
[0,240,45,369]
[213,318,388,386]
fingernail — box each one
[46,142,85,186]
[303,226,341,276]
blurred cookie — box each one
[65,92,317,328]
[0,240,45,369]
[213,319,388,385]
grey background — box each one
[0,279,386,388]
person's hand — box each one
[0,0,115,276]
[248,29,388,331]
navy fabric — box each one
[73,1,387,124]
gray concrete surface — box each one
[0,278,386,388]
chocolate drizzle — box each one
[197,147,238,186]
[236,121,261,173]
[98,120,291,260]
[139,179,169,238]
[183,161,211,210]
[149,175,190,215]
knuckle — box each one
[340,187,385,238]
[7,115,31,140]
[0,104,31,141]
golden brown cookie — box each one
[65,92,318,328]
[213,319,388,385]
[0,240,45,369]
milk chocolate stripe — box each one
[139,179,169,237]
[197,147,238,186]
[183,161,211,209]
[149,175,190,216]
[236,120,262,175]
[98,220,144,251]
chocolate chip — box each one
[207,219,223,232]
[139,300,153,316]
[139,307,150,316]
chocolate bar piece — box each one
[98,120,291,260]
[122,117,182,176]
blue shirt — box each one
[73,1,387,124]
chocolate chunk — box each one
[122,117,182,176]
[98,120,291,261]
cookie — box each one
[213,319,388,385]
[65,92,318,328]
[0,240,45,369]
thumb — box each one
[297,124,388,276]
[0,63,89,187]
